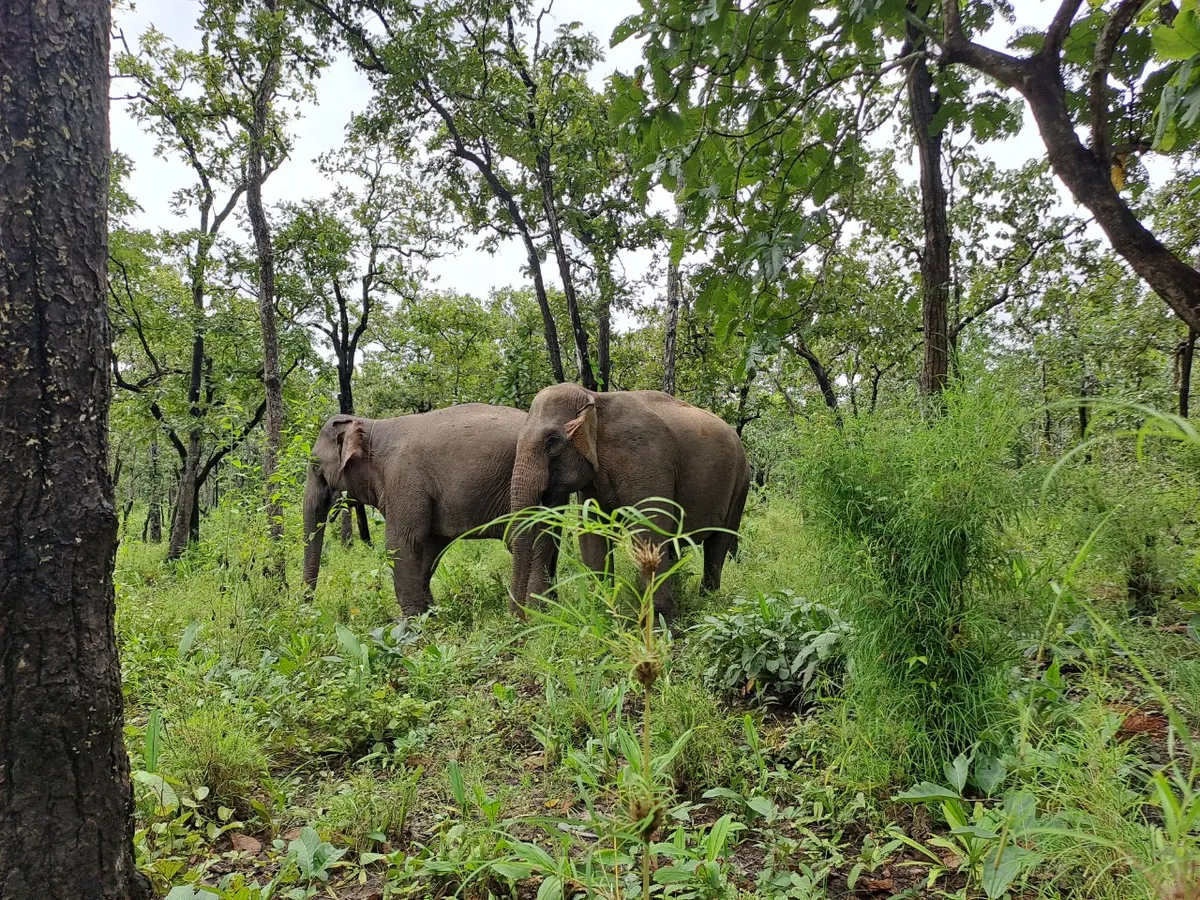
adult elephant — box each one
[303,404,534,617]
[508,383,750,621]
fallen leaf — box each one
[230,833,262,854]
[283,827,304,841]
[864,877,894,892]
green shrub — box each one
[164,706,269,812]
[808,384,1024,779]
[692,590,850,709]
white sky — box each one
[109,0,1154,309]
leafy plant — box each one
[282,826,347,894]
[891,753,1042,898]
[693,589,850,708]
[808,385,1024,779]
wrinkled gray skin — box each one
[303,404,537,617]
[509,384,750,620]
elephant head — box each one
[302,415,373,594]
[509,384,599,606]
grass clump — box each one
[315,768,421,853]
[163,705,269,813]
[808,385,1024,780]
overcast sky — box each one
[110,0,1134,307]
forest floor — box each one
[119,492,1200,900]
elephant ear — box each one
[565,396,599,470]
[336,419,366,480]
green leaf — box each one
[973,755,1007,795]
[177,620,200,660]
[511,839,557,872]
[981,844,1037,898]
[702,787,746,804]
[133,770,179,812]
[706,813,743,860]
[949,824,999,840]
[144,709,163,774]
[746,795,775,819]
[492,861,534,880]
[654,866,698,884]
[895,782,962,803]
[1153,11,1200,61]
[944,754,970,794]
[536,874,564,900]
[446,759,466,809]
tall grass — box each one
[807,384,1025,780]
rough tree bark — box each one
[503,13,595,390]
[328,283,371,547]
[942,0,1200,333]
[246,0,287,576]
[0,0,150,896]
[595,250,614,392]
[907,11,951,396]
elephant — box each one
[508,383,751,621]
[303,404,538,617]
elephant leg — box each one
[389,541,433,617]
[648,537,678,622]
[523,524,559,610]
[387,512,437,617]
[421,535,452,595]
[702,532,735,593]
[579,531,612,579]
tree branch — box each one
[1089,0,1143,163]
[1044,0,1085,59]
[940,0,1031,88]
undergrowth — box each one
[117,395,1200,900]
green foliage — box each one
[164,706,270,813]
[891,753,1042,898]
[693,590,850,709]
[808,386,1024,779]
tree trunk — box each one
[168,431,202,559]
[536,154,597,390]
[1180,328,1196,419]
[907,14,951,396]
[333,364,371,547]
[147,439,162,543]
[246,11,286,578]
[0,0,150,894]
[596,253,613,392]
[662,210,684,396]
[789,338,842,420]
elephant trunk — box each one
[508,451,550,609]
[302,467,333,595]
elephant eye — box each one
[545,432,564,454]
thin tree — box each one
[905,8,951,395]
[662,208,686,396]
[243,0,288,574]
[0,0,150,895]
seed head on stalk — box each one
[629,535,663,584]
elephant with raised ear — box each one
[508,384,750,621]
[303,404,542,617]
